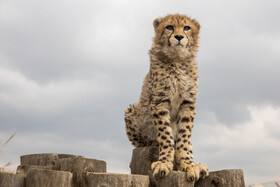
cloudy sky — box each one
[0,0,280,185]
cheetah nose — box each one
[175,35,184,41]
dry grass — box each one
[0,133,16,173]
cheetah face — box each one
[164,24,190,48]
[152,14,200,53]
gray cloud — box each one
[193,105,280,184]
[1,0,280,185]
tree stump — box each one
[16,151,246,187]
[85,172,150,187]
[0,172,25,187]
[19,153,106,186]
[54,157,106,186]
[21,153,59,166]
[25,168,73,187]
[195,169,245,187]
[20,153,84,167]
[17,165,53,176]
[130,146,158,175]
[130,147,245,187]
[149,171,194,187]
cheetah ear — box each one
[192,19,200,31]
[153,17,163,30]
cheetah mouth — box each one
[175,42,184,47]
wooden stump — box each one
[57,154,84,159]
[195,169,245,187]
[17,165,53,176]
[17,152,246,187]
[149,169,246,187]
[85,172,150,187]
[20,153,84,167]
[149,171,194,187]
[54,157,106,186]
[0,172,25,187]
[21,153,59,166]
[26,168,73,187]
[18,153,106,186]
[130,146,158,175]
[130,147,245,187]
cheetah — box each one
[125,14,209,181]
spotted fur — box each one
[125,14,208,181]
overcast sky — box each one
[0,0,280,185]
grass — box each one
[0,133,16,173]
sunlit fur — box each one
[125,14,208,181]
[152,14,200,60]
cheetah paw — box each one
[151,161,173,178]
[178,162,209,182]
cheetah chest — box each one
[169,75,195,131]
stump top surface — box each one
[87,172,149,178]
[21,153,58,157]
[27,168,72,174]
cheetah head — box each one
[152,14,200,58]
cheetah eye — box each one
[165,25,174,31]
[184,26,191,31]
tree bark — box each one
[149,171,194,187]
[54,157,106,186]
[0,172,25,187]
[17,165,53,176]
[20,153,59,166]
[85,172,150,187]
[20,153,84,167]
[130,146,158,175]
[195,169,245,187]
[25,168,73,187]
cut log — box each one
[58,154,84,159]
[16,165,53,176]
[25,168,73,187]
[20,153,59,166]
[149,171,194,187]
[195,169,245,187]
[130,146,158,175]
[54,157,106,186]
[0,172,25,187]
[85,172,150,187]
[20,153,84,167]
[130,147,245,187]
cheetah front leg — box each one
[150,100,175,178]
[175,100,209,181]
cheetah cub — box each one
[125,14,209,181]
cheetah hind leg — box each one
[125,104,145,147]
